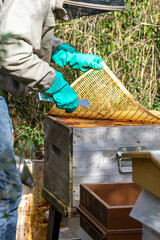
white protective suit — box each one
[0,0,68,97]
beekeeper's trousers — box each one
[0,95,22,240]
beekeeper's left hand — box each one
[52,43,104,71]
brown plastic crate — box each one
[77,206,142,240]
[77,182,142,239]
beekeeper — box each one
[0,0,104,239]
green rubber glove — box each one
[44,71,78,113]
[52,43,104,72]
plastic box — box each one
[77,182,142,240]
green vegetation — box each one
[6,0,160,158]
[14,125,44,159]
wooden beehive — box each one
[42,115,160,217]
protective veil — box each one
[63,0,125,19]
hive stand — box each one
[47,206,61,240]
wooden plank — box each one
[44,115,71,156]
[73,125,160,151]
[72,150,120,176]
[44,143,70,206]
[122,150,160,168]
[42,188,68,216]
[44,115,73,207]
[45,115,160,128]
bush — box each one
[14,125,44,159]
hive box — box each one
[122,151,160,198]
[77,182,142,240]
[42,115,160,217]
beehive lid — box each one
[122,150,160,199]
[48,63,160,123]
[122,150,160,169]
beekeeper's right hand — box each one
[43,70,78,113]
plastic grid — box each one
[48,64,160,123]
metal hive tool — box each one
[48,63,160,123]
